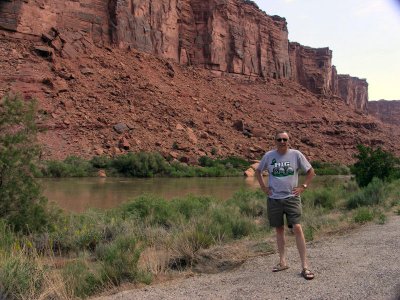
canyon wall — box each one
[0,0,368,110]
[288,42,337,96]
[368,100,400,126]
[338,75,368,111]
[0,0,110,45]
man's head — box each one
[275,130,289,154]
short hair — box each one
[275,130,290,139]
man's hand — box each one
[261,186,271,196]
[292,186,306,196]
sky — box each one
[253,0,400,100]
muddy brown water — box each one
[39,175,352,213]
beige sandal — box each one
[301,268,315,280]
[272,263,289,272]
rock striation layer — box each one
[0,0,368,110]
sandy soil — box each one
[94,216,400,300]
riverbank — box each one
[1,177,398,299]
[93,215,400,300]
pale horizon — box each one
[253,0,400,101]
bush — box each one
[173,228,214,264]
[111,152,169,177]
[171,195,212,220]
[0,220,16,252]
[96,236,142,285]
[119,195,178,227]
[62,259,103,298]
[90,155,111,169]
[203,206,255,241]
[198,156,250,170]
[225,189,265,217]
[351,144,399,187]
[346,178,385,209]
[0,95,49,233]
[303,226,314,242]
[43,156,94,177]
[0,252,44,299]
[312,161,350,175]
[303,188,337,210]
[353,207,374,223]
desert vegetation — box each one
[39,153,251,178]
[1,95,400,299]
[38,153,350,178]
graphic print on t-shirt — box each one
[270,158,294,177]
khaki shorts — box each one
[267,196,302,227]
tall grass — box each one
[1,178,400,299]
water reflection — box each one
[39,175,352,213]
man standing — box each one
[255,130,315,280]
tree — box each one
[0,94,48,233]
[351,144,399,187]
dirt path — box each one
[95,216,400,300]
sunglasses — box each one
[276,138,288,142]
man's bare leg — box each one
[293,224,307,269]
[276,226,287,266]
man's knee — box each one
[292,224,303,233]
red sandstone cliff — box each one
[1,0,397,163]
[0,0,367,110]
[368,100,400,126]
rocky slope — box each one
[1,0,399,164]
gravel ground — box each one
[95,216,400,300]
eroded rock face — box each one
[1,33,399,164]
[109,0,291,79]
[289,42,337,96]
[368,100,400,126]
[338,75,368,111]
[0,0,370,112]
[0,0,110,46]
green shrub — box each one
[62,259,103,298]
[351,144,399,187]
[96,236,142,285]
[225,189,265,217]
[377,212,387,225]
[111,152,169,177]
[171,195,212,220]
[0,95,49,233]
[198,156,249,170]
[0,252,44,299]
[346,178,385,209]
[90,155,111,169]
[43,156,94,177]
[0,220,16,251]
[312,161,350,175]
[203,206,255,241]
[174,228,214,264]
[303,226,314,242]
[119,195,177,227]
[198,156,214,167]
[303,188,337,210]
[353,207,374,223]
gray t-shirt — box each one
[257,149,312,199]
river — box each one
[39,175,352,212]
